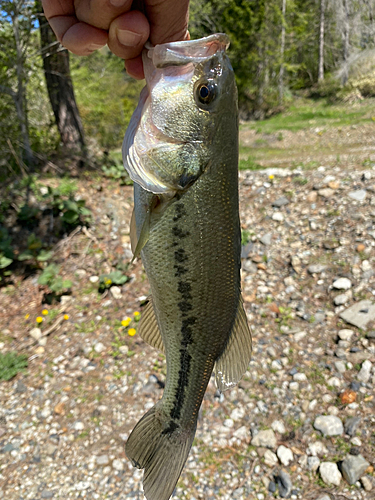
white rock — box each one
[319,462,342,486]
[314,415,343,436]
[277,445,294,466]
[334,292,352,305]
[349,190,367,202]
[264,449,278,467]
[74,421,84,431]
[251,429,277,449]
[338,329,354,341]
[112,459,124,471]
[307,456,320,472]
[230,408,245,421]
[272,212,284,222]
[30,328,42,341]
[293,373,307,382]
[289,381,299,391]
[271,420,286,434]
[89,276,99,283]
[307,441,329,457]
[333,278,352,290]
[94,342,105,354]
[361,260,372,272]
[293,331,307,342]
[224,418,234,428]
[233,426,248,440]
[110,286,122,299]
[357,360,372,383]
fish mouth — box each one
[146,34,230,68]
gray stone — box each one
[260,233,272,246]
[333,278,352,290]
[15,381,27,393]
[334,361,346,373]
[307,456,320,472]
[94,342,105,354]
[242,260,258,273]
[272,196,290,207]
[96,454,110,465]
[277,445,293,466]
[341,454,370,485]
[349,190,367,201]
[275,470,292,498]
[314,415,343,436]
[41,491,54,499]
[357,359,372,383]
[271,420,286,434]
[251,429,277,449]
[338,329,354,341]
[319,462,342,486]
[340,300,375,330]
[308,264,327,274]
[112,459,124,471]
[345,417,361,436]
[334,292,351,306]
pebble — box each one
[308,264,327,274]
[307,456,320,472]
[361,476,373,491]
[332,278,352,290]
[110,286,122,299]
[357,359,372,383]
[318,188,335,198]
[94,342,105,354]
[30,328,42,341]
[344,417,361,436]
[112,459,124,471]
[341,454,370,485]
[272,196,290,207]
[74,421,84,431]
[264,449,278,467]
[277,445,294,466]
[89,276,99,283]
[275,470,293,498]
[315,496,331,500]
[314,415,343,436]
[348,189,367,201]
[307,442,328,457]
[334,292,351,305]
[96,455,110,466]
[338,329,354,341]
[260,233,272,245]
[340,299,375,330]
[271,420,286,434]
[334,361,346,373]
[251,429,277,449]
[319,462,342,486]
[272,212,284,222]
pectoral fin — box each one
[138,297,165,353]
[130,196,158,262]
[214,296,252,392]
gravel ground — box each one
[0,164,374,500]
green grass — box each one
[241,97,375,134]
[0,351,28,381]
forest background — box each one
[1,0,375,172]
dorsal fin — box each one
[214,296,252,392]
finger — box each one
[48,16,108,55]
[108,10,149,61]
[75,0,133,31]
[41,0,75,18]
[125,56,145,79]
[146,0,190,45]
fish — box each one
[122,33,252,500]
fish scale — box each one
[123,33,252,500]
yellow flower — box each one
[121,318,131,327]
[269,174,274,180]
[105,278,112,285]
[133,311,140,317]
[128,328,136,337]
[24,313,30,320]
[63,314,69,321]
[42,309,49,316]
[36,316,43,323]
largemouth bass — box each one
[122,33,252,500]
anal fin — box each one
[138,297,165,353]
[214,295,252,392]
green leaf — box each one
[62,210,79,224]
[0,352,28,381]
[36,250,53,262]
[0,255,13,269]
[18,251,34,261]
[62,279,72,289]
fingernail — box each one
[117,29,142,47]
[88,43,105,51]
[110,0,128,6]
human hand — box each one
[41,0,190,79]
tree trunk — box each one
[12,7,34,167]
[342,0,350,84]
[36,3,86,155]
[318,0,325,81]
[278,0,287,104]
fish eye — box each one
[196,81,217,106]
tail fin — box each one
[126,405,196,500]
